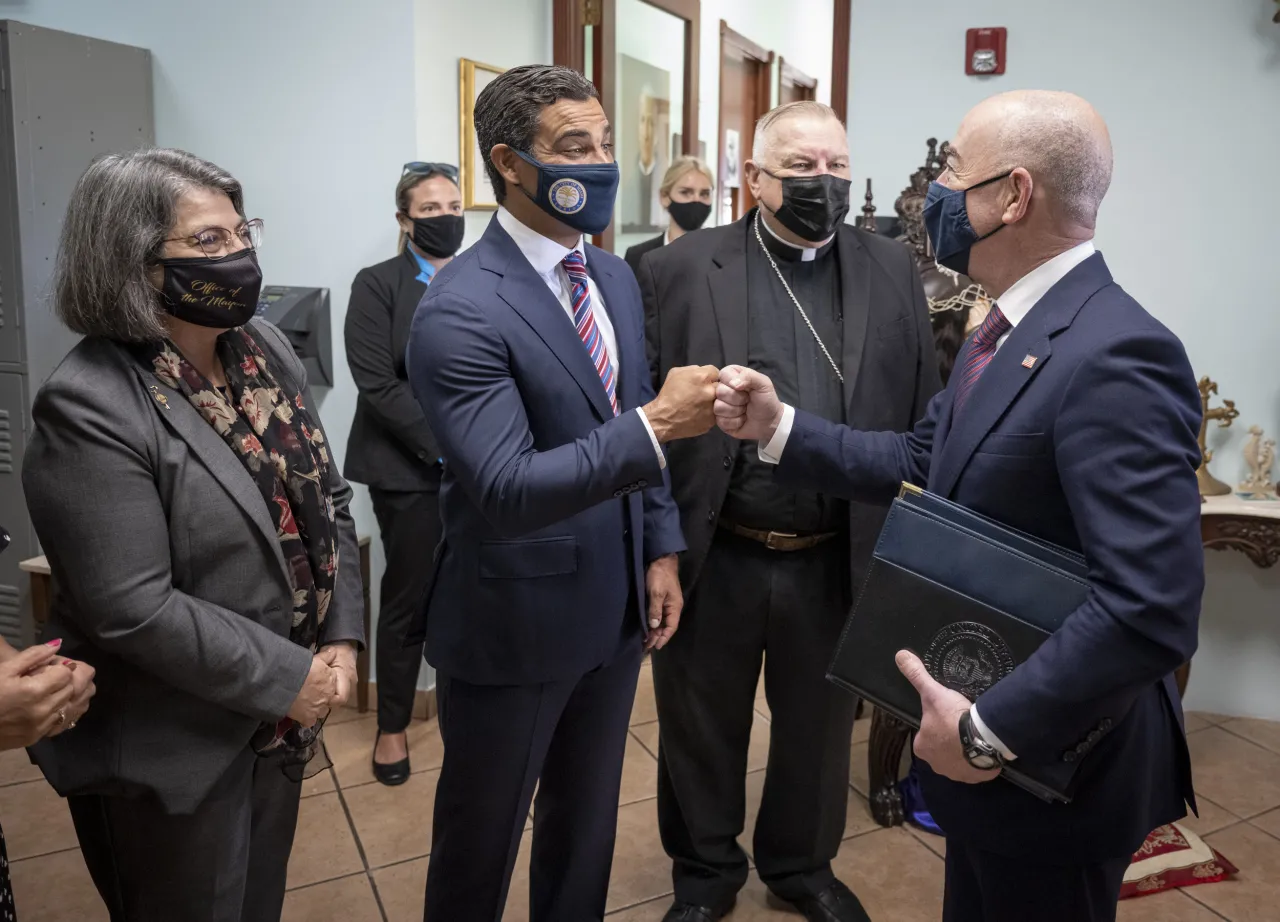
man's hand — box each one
[643,366,720,442]
[896,650,1000,785]
[644,554,683,652]
[288,647,339,728]
[322,642,359,710]
[714,366,784,442]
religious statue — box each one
[894,138,992,384]
[1196,376,1240,496]
[1238,426,1277,499]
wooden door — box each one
[718,21,772,223]
[778,58,818,105]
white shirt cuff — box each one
[635,408,666,471]
[971,704,1017,761]
[757,404,796,465]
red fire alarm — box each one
[966,27,1007,76]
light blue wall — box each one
[5,0,418,677]
[849,0,1280,717]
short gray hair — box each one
[473,64,598,205]
[752,100,842,162]
[53,148,245,342]
[990,91,1113,228]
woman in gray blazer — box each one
[22,149,365,922]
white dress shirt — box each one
[756,240,1097,761]
[496,208,665,468]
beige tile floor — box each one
[4,666,1278,921]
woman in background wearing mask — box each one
[624,155,714,275]
[343,162,462,785]
[23,148,364,921]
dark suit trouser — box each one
[69,747,301,922]
[943,841,1130,922]
[424,622,643,922]
[370,487,440,733]
[653,531,854,907]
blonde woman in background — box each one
[624,155,714,275]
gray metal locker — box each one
[0,21,154,644]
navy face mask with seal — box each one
[922,170,1013,275]
[514,150,620,237]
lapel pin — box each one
[1021,354,1038,369]
[149,385,170,409]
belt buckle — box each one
[765,530,797,550]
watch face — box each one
[968,750,1001,771]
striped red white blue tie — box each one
[953,303,1012,416]
[562,250,619,417]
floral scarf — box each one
[146,329,338,653]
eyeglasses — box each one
[402,161,459,183]
[164,218,264,259]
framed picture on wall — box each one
[459,58,506,211]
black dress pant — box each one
[69,747,302,922]
[943,840,1131,922]
[370,487,441,733]
[653,531,855,907]
[424,622,643,922]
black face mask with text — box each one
[157,248,263,329]
[408,214,466,259]
[762,170,852,242]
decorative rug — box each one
[1120,822,1238,899]
[899,770,1238,899]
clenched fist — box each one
[644,365,720,442]
[714,365,785,442]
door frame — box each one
[777,57,818,103]
[554,0,701,252]
[718,20,773,221]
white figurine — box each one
[1238,426,1276,498]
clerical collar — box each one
[757,210,835,263]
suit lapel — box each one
[836,229,871,410]
[132,365,291,582]
[707,221,750,368]
[587,251,637,411]
[931,251,1115,497]
[931,327,1053,497]
[485,221,614,422]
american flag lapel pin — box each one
[1021,354,1038,369]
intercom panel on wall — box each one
[0,20,154,644]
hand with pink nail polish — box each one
[0,637,80,749]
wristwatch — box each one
[958,710,1003,771]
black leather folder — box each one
[827,483,1088,803]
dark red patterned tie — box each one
[953,303,1012,416]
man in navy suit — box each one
[713,90,1203,922]
[406,64,719,922]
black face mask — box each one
[667,200,711,233]
[158,248,262,329]
[407,213,465,259]
[762,170,852,242]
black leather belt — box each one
[720,520,839,552]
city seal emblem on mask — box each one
[923,621,1014,701]
[548,178,587,215]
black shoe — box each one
[371,730,411,786]
[770,880,871,922]
[660,898,734,922]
